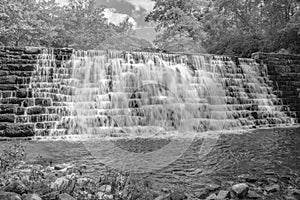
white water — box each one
[29,50,295,138]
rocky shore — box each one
[0,159,299,200]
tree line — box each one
[146,0,300,57]
[0,0,152,50]
[1,0,299,56]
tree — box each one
[0,0,150,50]
[145,0,209,53]
[57,0,113,50]
[0,0,61,46]
[146,0,300,56]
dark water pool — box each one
[1,127,299,199]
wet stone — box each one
[35,98,52,107]
[27,107,46,115]
[24,47,42,54]
[0,105,15,114]
[0,85,18,91]
[16,108,25,115]
[16,89,28,98]
[0,115,15,123]
[3,124,35,137]
[22,99,35,107]
[0,76,17,84]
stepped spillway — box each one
[31,50,295,137]
[0,47,297,138]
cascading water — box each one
[70,51,227,138]
[31,50,294,138]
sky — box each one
[57,0,156,42]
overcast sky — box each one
[56,0,156,42]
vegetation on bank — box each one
[146,0,300,57]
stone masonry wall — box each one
[1,47,299,138]
[0,46,73,137]
[252,52,300,122]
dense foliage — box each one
[146,0,300,57]
[0,0,152,50]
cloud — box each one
[56,0,68,5]
[103,8,137,29]
[124,0,154,12]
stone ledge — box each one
[252,52,300,60]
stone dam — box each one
[0,46,299,138]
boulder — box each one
[154,194,170,200]
[58,193,76,200]
[217,190,230,199]
[231,183,249,198]
[195,188,210,199]
[247,190,261,199]
[77,177,94,188]
[283,196,297,200]
[54,163,73,171]
[206,193,218,200]
[169,191,188,200]
[22,193,42,200]
[207,183,221,192]
[3,180,28,195]
[96,192,113,200]
[0,192,21,200]
[50,177,69,191]
[99,185,112,193]
[50,175,77,193]
[264,184,280,193]
[41,192,59,200]
[287,187,300,199]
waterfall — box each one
[31,50,294,137]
